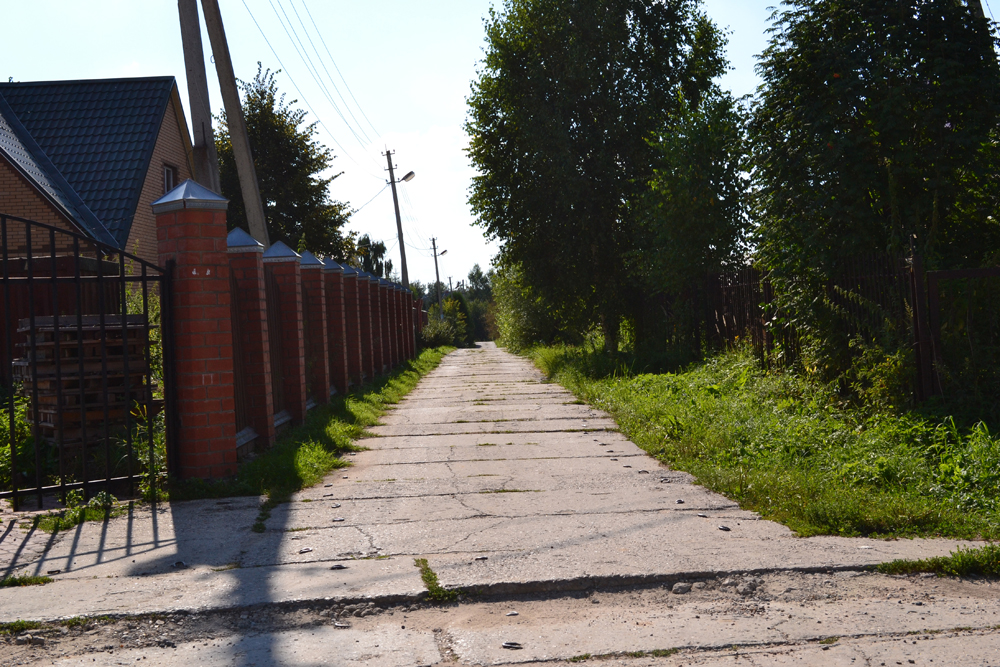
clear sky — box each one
[3,0,775,288]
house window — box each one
[163,164,178,193]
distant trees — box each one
[217,65,355,259]
[357,234,393,279]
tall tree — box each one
[752,0,1000,276]
[635,89,750,295]
[217,65,355,259]
[467,263,494,302]
[466,0,725,350]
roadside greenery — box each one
[530,344,1000,539]
[878,544,1000,577]
[170,346,452,510]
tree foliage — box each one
[752,0,1000,275]
[466,0,726,350]
[751,0,1000,378]
[635,89,750,295]
[357,234,393,278]
[217,65,355,259]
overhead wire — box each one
[300,0,383,138]
[239,0,383,181]
[353,184,389,213]
[288,0,375,145]
[268,0,371,151]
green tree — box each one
[466,0,725,351]
[357,234,393,278]
[635,89,750,295]
[752,0,1000,275]
[751,0,1000,376]
[467,263,494,302]
[217,65,355,259]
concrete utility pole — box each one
[177,0,221,194]
[431,237,444,320]
[384,150,410,289]
[200,0,270,247]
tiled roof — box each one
[0,93,115,246]
[0,77,177,248]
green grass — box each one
[36,504,124,534]
[0,574,52,588]
[529,344,1000,539]
[0,620,43,635]
[414,558,458,603]
[169,347,452,517]
[878,544,1000,577]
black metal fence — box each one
[1,213,173,509]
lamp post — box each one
[384,149,415,288]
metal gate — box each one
[1,214,174,509]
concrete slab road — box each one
[2,343,997,665]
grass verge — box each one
[0,574,52,588]
[414,558,458,603]
[170,346,452,531]
[25,347,451,534]
[878,544,1000,577]
[529,344,1000,539]
[0,620,43,635]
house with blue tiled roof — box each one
[0,76,196,265]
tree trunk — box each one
[602,314,619,356]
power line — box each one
[268,0,370,150]
[300,0,382,138]
[288,0,374,145]
[354,184,389,213]
[240,0,383,181]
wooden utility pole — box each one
[384,150,409,288]
[178,0,221,194]
[200,0,270,247]
[431,237,444,319]
[971,0,986,19]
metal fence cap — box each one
[322,257,344,273]
[152,179,229,214]
[262,240,300,263]
[226,227,263,253]
[299,250,323,269]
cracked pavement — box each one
[2,343,998,665]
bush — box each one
[421,299,468,348]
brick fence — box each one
[153,180,422,480]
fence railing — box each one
[1,213,172,509]
[705,253,998,403]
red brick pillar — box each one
[263,241,307,425]
[385,281,398,369]
[390,286,400,365]
[405,291,414,359]
[341,266,364,386]
[378,280,391,371]
[323,259,350,395]
[227,227,275,450]
[153,180,238,479]
[396,285,410,363]
[416,297,425,344]
[300,251,330,407]
[355,270,375,381]
[366,274,384,375]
